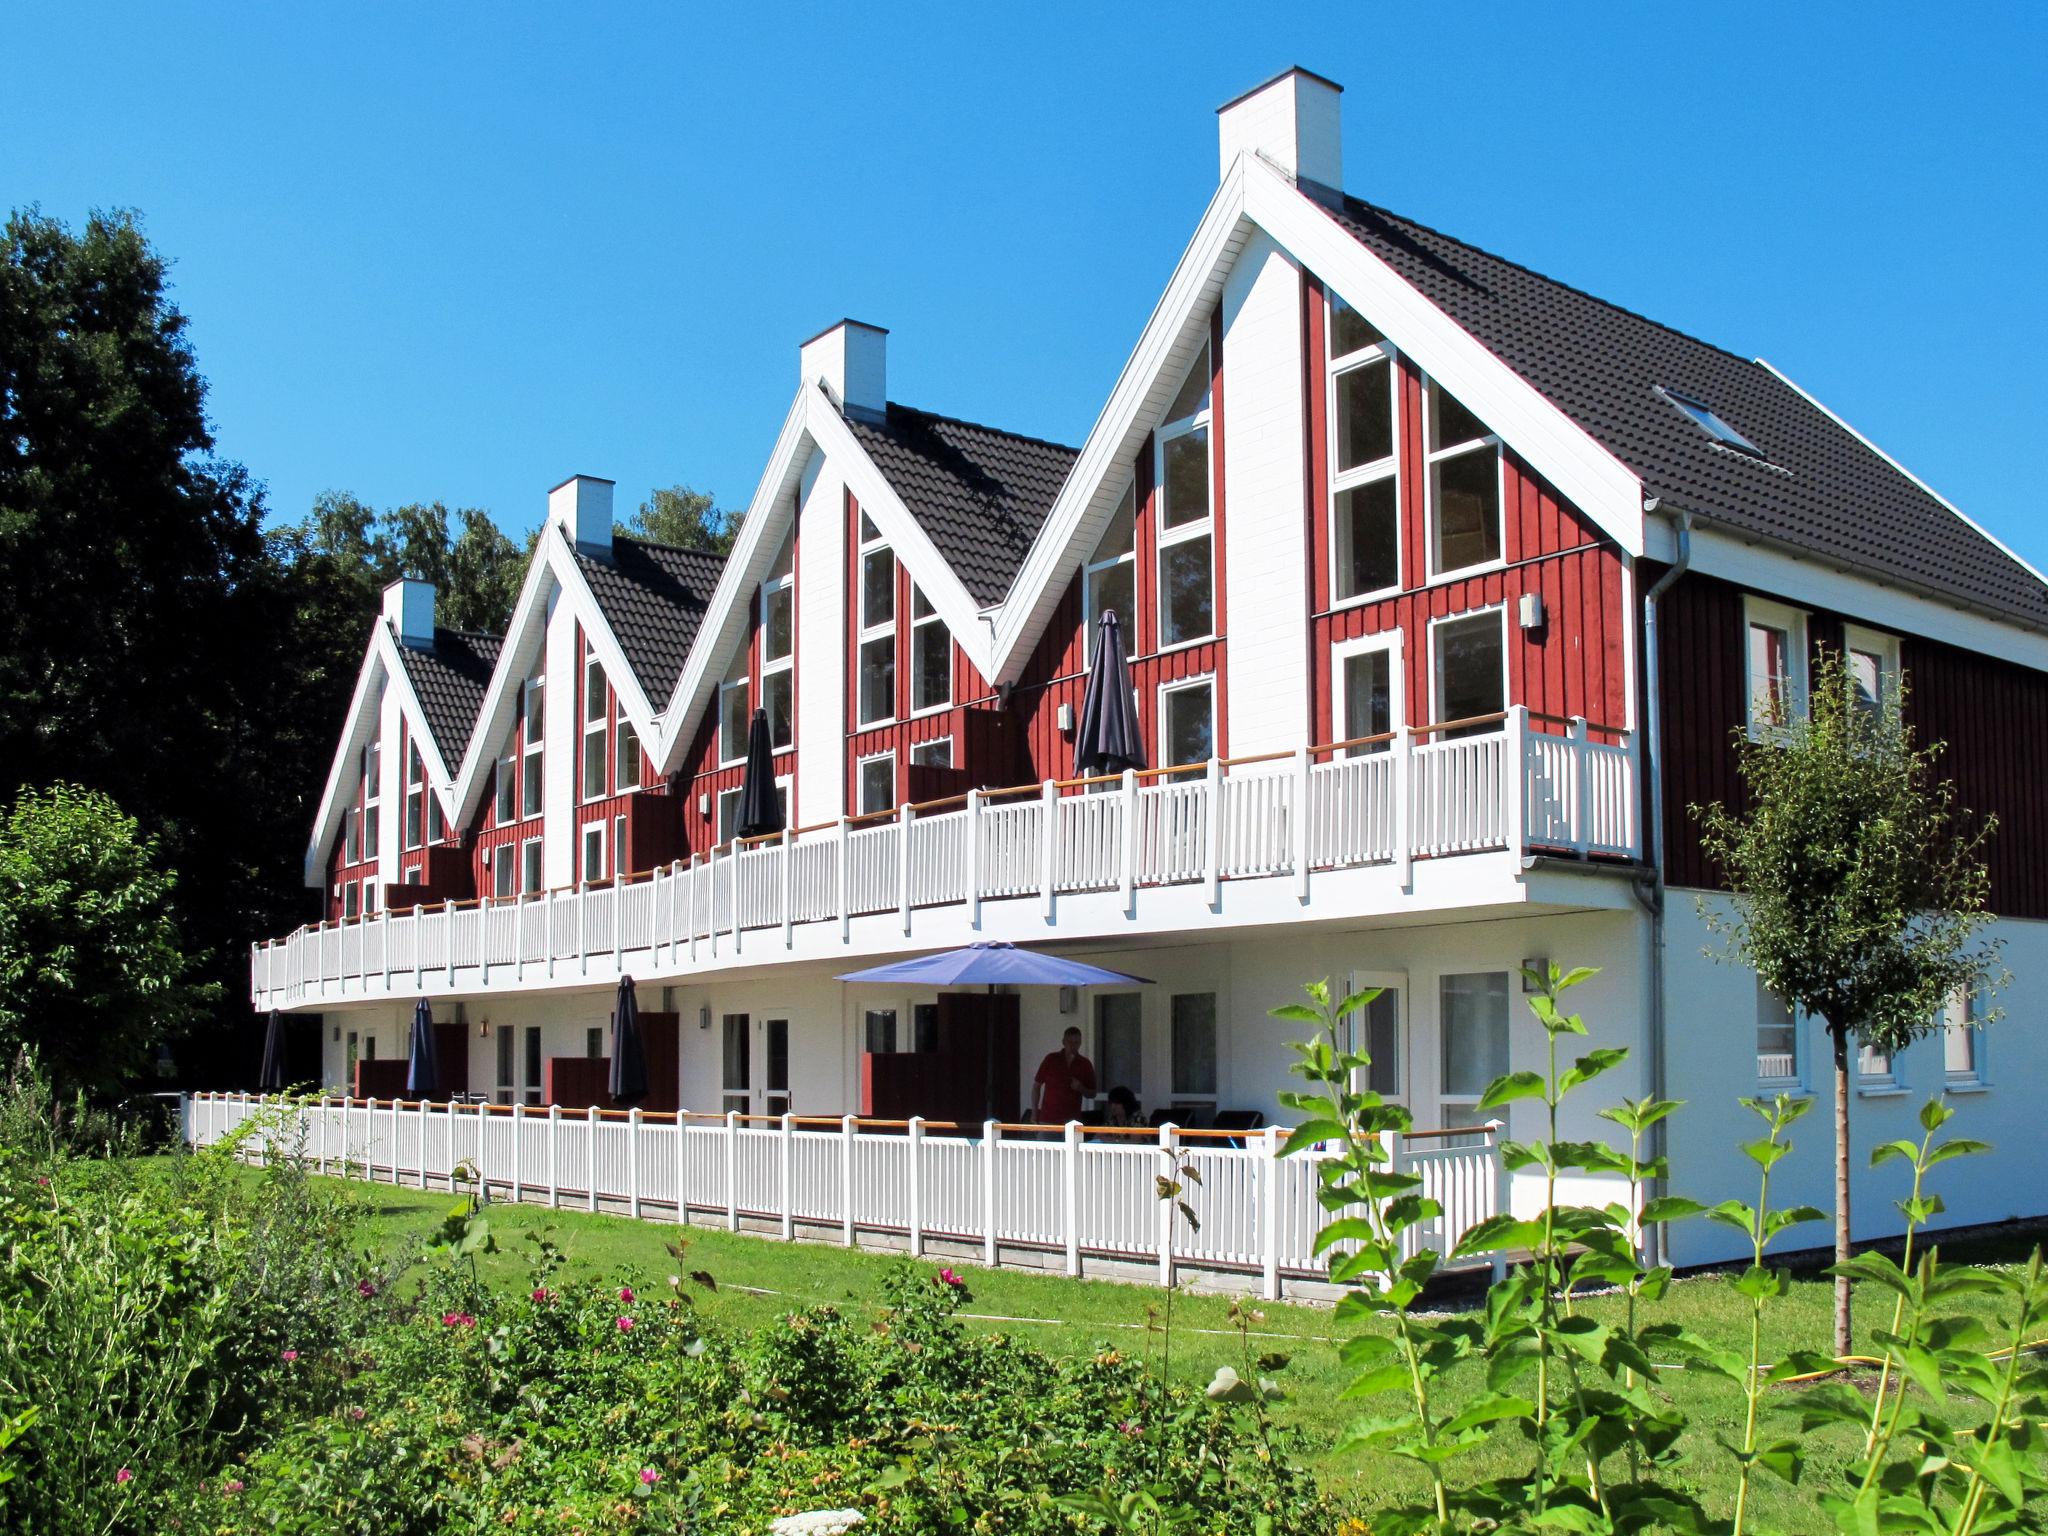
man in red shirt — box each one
[1032,1026,1096,1124]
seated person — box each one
[1102,1085,1141,1126]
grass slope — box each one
[322,1173,2041,1531]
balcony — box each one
[253,708,1636,1010]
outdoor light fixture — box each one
[1518,592,1546,631]
[1058,986,1078,1014]
[1056,702,1074,733]
[699,1005,712,1031]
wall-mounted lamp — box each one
[697,793,711,817]
[698,1004,712,1031]
[1518,592,1546,632]
[1058,986,1079,1015]
[1056,702,1074,734]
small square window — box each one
[1659,387,1765,458]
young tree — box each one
[1694,651,2001,1358]
[0,784,215,1096]
[619,484,738,554]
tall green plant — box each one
[1694,651,2003,1358]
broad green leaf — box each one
[1477,1071,1547,1110]
[1641,1195,1707,1223]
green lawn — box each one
[317,1174,2037,1530]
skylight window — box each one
[1660,387,1765,458]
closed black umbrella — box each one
[1074,608,1146,778]
[406,997,439,1099]
[609,975,649,1107]
[258,1010,287,1093]
[734,707,784,840]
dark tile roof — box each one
[844,403,1079,608]
[1324,195,2048,630]
[572,535,727,706]
[397,628,502,767]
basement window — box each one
[1660,387,1765,459]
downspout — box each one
[1633,501,1691,1268]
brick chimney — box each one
[1216,67,1343,193]
[799,319,888,421]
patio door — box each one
[1342,970,1407,1108]
[721,1011,791,1117]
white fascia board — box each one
[1239,157,1646,559]
[652,388,814,772]
[302,629,387,888]
[989,159,1253,683]
[448,531,562,828]
[544,535,663,743]
[804,391,992,673]
[375,626,461,807]
[1756,358,2048,593]
[1685,523,2048,675]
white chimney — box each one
[548,474,615,558]
[799,319,888,421]
[1217,67,1343,192]
[382,577,436,649]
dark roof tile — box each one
[572,536,727,707]
[397,628,502,768]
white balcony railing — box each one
[252,709,1635,1007]
[184,1092,1504,1298]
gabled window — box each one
[1431,608,1507,739]
[1744,597,1807,738]
[521,675,545,818]
[1659,387,1765,459]
[1329,294,1399,603]
[362,739,381,856]
[910,585,950,713]
[344,806,362,867]
[1082,485,1137,667]
[857,516,897,727]
[582,643,608,801]
[614,721,642,793]
[719,653,749,766]
[495,739,517,826]
[404,743,424,850]
[1427,381,1502,576]
[1156,339,1215,649]
[761,533,795,750]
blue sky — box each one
[6,3,2045,565]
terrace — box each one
[252,708,1638,1011]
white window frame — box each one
[761,546,796,750]
[362,740,381,857]
[404,742,424,850]
[1423,376,1506,582]
[909,584,952,716]
[1082,481,1139,670]
[1333,631,1404,756]
[716,785,742,846]
[1943,987,1987,1091]
[491,843,516,899]
[1427,606,1508,735]
[909,736,953,769]
[1327,304,1402,607]
[1842,623,1900,722]
[580,819,606,885]
[614,719,641,795]
[521,675,545,818]
[1755,976,1801,1087]
[362,877,379,915]
[1744,596,1808,739]
[1438,970,1511,1130]
[857,751,896,818]
[342,879,360,920]
[1155,342,1216,653]
[1857,1038,1900,1093]
[857,521,897,728]
[521,836,543,896]
[1157,674,1217,773]
[1343,968,1409,1105]
[581,642,609,803]
[718,651,750,767]
[495,739,517,826]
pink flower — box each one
[280,1349,298,1362]
[347,1406,366,1421]
[937,1268,964,1289]
[441,1311,476,1329]
[224,1479,245,1494]
[616,1315,635,1332]
[531,1286,552,1304]
[357,1279,376,1298]
[115,1468,133,1485]
[640,1468,660,1485]
[618,1285,634,1304]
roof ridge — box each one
[1340,194,1763,373]
[433,625,503,645]
[882,400,1081,458]
[608,531,730,563]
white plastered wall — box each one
[1662,896,2048,1268]
[542,585,576,889]
[794,448,846,823]
[1219,227,1311,757]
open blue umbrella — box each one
[406,997,439,1099]
[1073,608,1145,779]
[837,942,1151,988]
[735,708,784,841]
[838,944,1151,1121]
[609,975,649,1107]
[258,1010,287,1093]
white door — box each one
[721,1011,791,1117]
[1343,970,1408,1108]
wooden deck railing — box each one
[251,709,1635,1007]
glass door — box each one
[763,1017,790,1117]
[1343,970,1407,1107]
[723,1011,789,1116]
[721,1013,751,1116]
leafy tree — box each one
[1694,650,2001,1358]
[441,507,525,632]
[618,483,738,554]
[0,783,214,1096]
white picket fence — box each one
[251,709,1635,1010]
[186,1093,1505,1298]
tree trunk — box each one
[1830,1021,1853,1360]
